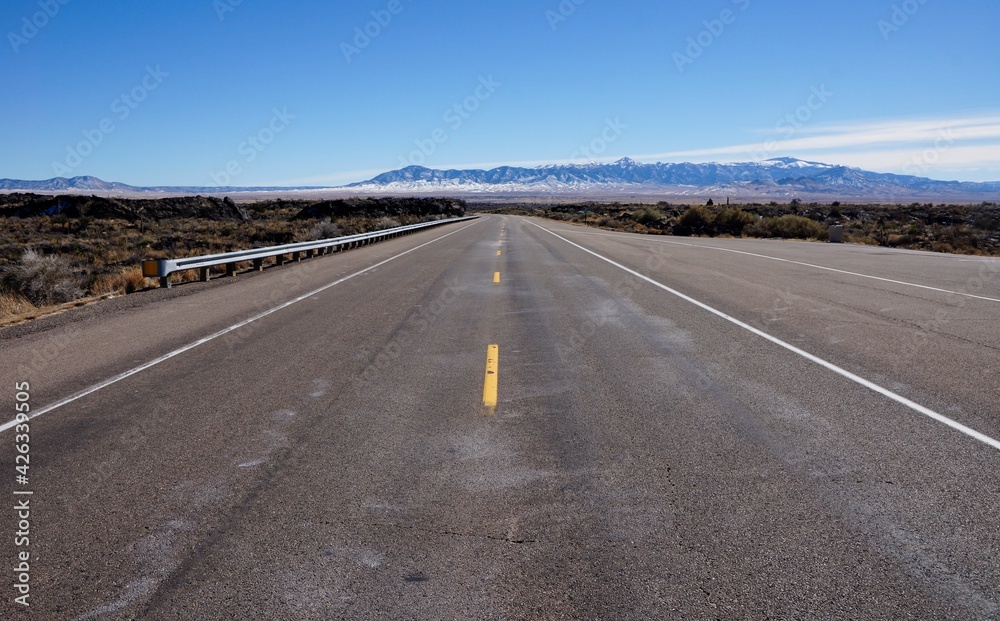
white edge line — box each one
[0,220,483,435]
[528,220,1000,453]
[563,225,1000,304]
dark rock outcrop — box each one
[293,197,466,220]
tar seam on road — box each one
[573,228,1000,304]
[0,220,483,435]
[529,220,1000,453]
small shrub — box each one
[714,208,757,236]
[373,216,402,231]
[747,215,827,240]
[635,207,667,227]
[305,219,341,241]
[2,249,84,306]
[674,206,715,236]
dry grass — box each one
[0,292,110,327]
[90,266,152,296]
[0,291,36,316]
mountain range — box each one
[2,158,999,201]
[347,158,1000,200]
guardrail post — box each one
[200,267,211,282]
[276,254,285,266]
[160,276,171,289]
[293,251,302,262]
[253,258,264,271]
[226,263,236,278]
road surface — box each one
[1,215,998,619]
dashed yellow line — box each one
[497,250,502,256]
[493,272,501,284]
[483,344,499,408]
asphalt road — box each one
[1,215,998,620]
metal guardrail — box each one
[142,215,478,288]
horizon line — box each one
[7,155,1000,189]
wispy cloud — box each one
[634,112,1000,181]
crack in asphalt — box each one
[323,519,539,545]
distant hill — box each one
[0,176,321,196]
[0,176,140,193]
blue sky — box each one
[2,0,999,186]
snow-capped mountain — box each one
[348,158,1000,200]
[2,159,998,200]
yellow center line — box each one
[497,250,502,256]
[483,344,499,408]
[493,272,501,284]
